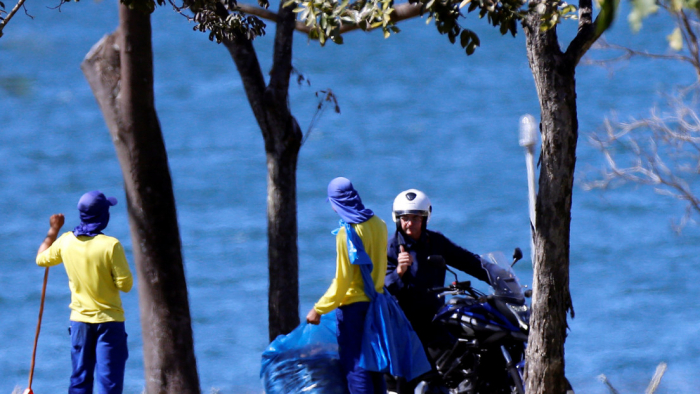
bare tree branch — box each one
[578,0,592,27]
[268,1,297,101]
[0,0,28,38]
[598,362,667,394]
[646,362,668,394]
[584,37,695,67]
[677,10,700,78]
[583,88,700,229]
[584,1,700,80]
[565,0,604,66]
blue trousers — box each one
[336,302,386,394]
[69,321,128,394]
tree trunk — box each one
[522,15,577,394]
[81,5,201,393]
[264,125,301,341]
[218,1,302,341]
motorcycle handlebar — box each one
[429,280,472,294]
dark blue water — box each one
[1,1,698,393]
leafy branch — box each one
[0,0,269,42]
[168,0,268,42]
[231,0,582,55]
[286,0,520,52]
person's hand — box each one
[397,245,413,278]
[49,214,65,231]
[38,213,65,256]
[306,308,321,325]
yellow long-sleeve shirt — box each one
[36,231,133,323]
[314,215,388,314]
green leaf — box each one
[595,0,618,35]
[539,15,556,31]
[459,0,471,8]
[560,4,576,15]
[627,0,657,32]
[384,29,391,38]
[460,30,469,47]
[667,27,683,50]
[466,42,476,55]
[670,0,682,12]
[332,33,344,44]
[293,6,305,12]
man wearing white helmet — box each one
[385,189,490,393]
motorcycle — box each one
[413,248,536,394]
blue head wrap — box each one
[73,191,118,237]
[327,177,374,224]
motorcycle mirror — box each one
[428,255,458,283]
[427,255,446,268]
[511,247,523,267]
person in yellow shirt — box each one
[36,191,132,394]
[306,177,388,394]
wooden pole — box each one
[26,267,49,394]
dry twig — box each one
[584,88,700,230]
[597,362,668,394]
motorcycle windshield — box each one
[480,252,525,301]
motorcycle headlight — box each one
[507,303,530,331]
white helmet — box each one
[392,189,432,223]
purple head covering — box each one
[327,177,374,224]
[73,191,118,237]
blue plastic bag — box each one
[260,312,349,394]
[340,220,432,382]
[359,287,432,381]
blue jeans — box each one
[337,302,386,394]
[69,321,128,394]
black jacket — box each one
[385,229,489,326]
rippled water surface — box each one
[1,1,698,393]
